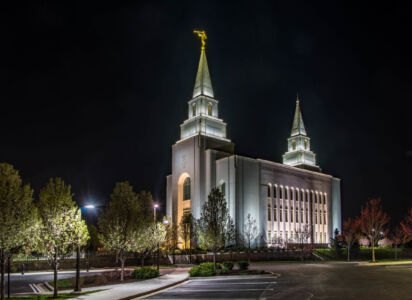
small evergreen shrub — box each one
[132,267,159,279]
[237,261,249,270]
[223,261,234,270]
[189,262,216,277]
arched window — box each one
[208,103,212,116]
[304,140,308,150]
[183,177,191,200]
[285,188,288,200]
[292,140,296,150]
[192,103,197,116]
[267,184,271,197]
[280,187,284,199]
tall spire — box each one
[192,30,214,98]
[291,93,307,136]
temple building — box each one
[166,32,341,246]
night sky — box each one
[1,1,412,223]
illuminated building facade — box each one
[166,34,341,246]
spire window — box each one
[208,103,212,116]
[292,140,296,150]
[192,103,197,116]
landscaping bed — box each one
[189,261,268,277]
[49,267,160,290]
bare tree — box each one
[243,214,259,263]
[342,217,361,262]
[360,198,389,262]
[297,225,312,261]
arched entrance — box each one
[177,173,191,226]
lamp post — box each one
[74,204,96,292]
[154,204,159,221]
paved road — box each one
[145,276,277,299]
[145,262,412,299]
[6,270,104,294]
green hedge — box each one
[237,261,249,270]
[132,267,159,279]
[189,262,216,277]
[222,261,234,270]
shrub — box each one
[237,261,249,270]
[189,262,216,277]
[132,267,159,279]
[217,268,228,275]
[222,261,234,270]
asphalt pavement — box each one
[144,262,412,300]
[5,270,104,294]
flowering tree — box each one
[0,163,39,300]
[360,198,389,262]
[146,222,167,271]
[98,182,143,281]
[37,178,82,298]
[342,217,361,262]
[400,208,412,243]
[391,226,407,260]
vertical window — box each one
[267,184,271,197]
[306,191,309,202]
[315,210,318,224]
[273,186,277,198]
[320,210,322,224]
[290,209,293,222]
[274,205,277,221]
[208,103,212,116]
[300,209,303,223]
[292,140,296,150]
[268,203,271,221]
[280,187,284,199]
[295,190,299,201]
[306,209,309,223]
[183,177,191,200]
[304,140,308,150]
[220,182,226,197]
[280,206,283,222]
[296,209,298,223]
[192,103,196,116]
[285,188,288,200]
[301,191,304,202]
[324,212,327,224]
[285,207,288,222]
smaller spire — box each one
[291,93,307,136]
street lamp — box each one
[154,204,159,221]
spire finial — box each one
[194,30,207,51]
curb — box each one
[189,272,281,280]
[119,277,189,300]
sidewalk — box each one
[71,268,189,300]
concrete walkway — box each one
[72,268,189,300]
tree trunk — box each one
[172,249,175,265]
[53,255,58,298]
[157,244,160,272]
[75,245,81,292]
[213,251,216,272]
[120,255,125,281]
[395,244,398,260]
[7,254,10,299]
[1,249,5,300]
[115,251,119,271]
[189,239,192,264]
[347,242,350,262]
[372,243,376,263]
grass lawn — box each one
[9,290,101,299]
